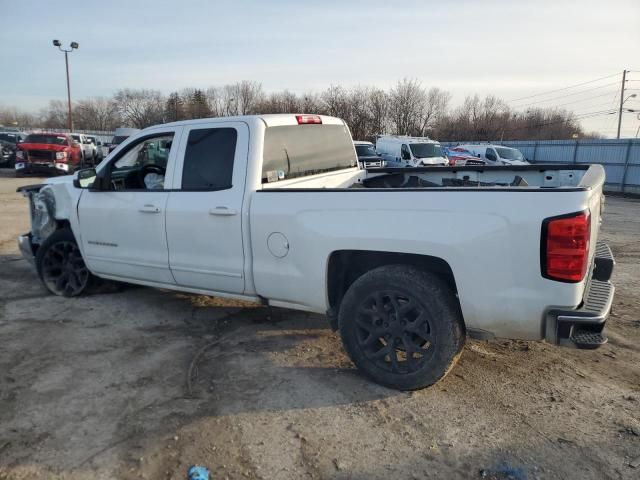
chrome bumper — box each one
[18,233,36,268]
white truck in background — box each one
[376,135,449,167]
[458,144,529,165]
[17,114,615,391]
[70,133,95,165]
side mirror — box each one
[73,167,97,189]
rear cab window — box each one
[262,124,356,183]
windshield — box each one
[71,135,81,141]
[0,133,19,143]
[409,143,443,158]
[24,134,68,146]
[495,147,524,161]
[355,145,377,157]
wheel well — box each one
[327,250,460,325]
[57,219,71,230]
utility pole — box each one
[617,69,628,139]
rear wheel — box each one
[338,265,465,390]
[36,228,94,297]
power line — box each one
[533,90,620,110]
[511,82,620,107]
[507,72,620,103]
[572,98,624,115]
[505,109,617,133]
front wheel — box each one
[338,265,465,390]
[36,228,94,297]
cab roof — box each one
[154,114,346,130]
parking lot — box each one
[0,170,638,480]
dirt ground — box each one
[0,170,638,480]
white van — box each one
[457,144,528,166]
[376,135,448,167]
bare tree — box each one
[40,100,69,129]
[1,79,593,140]
[74,97,119,131]
[418,87,450,136]
[225,81,264,115]
[368,88,389,137]
[0,105,39,129]
[112,89,165,128]
[389,78,426,136]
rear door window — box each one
[181,128,237,190]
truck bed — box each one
[261,164,599,191]
[253,163,606,341]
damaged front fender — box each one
[18,184,58,245]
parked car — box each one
[376,135,448,167]
[457,144,529,166]
[0,131,27,167]
[69,133,95,165]
[15,132,83,175]
[85,135,101,163]
[107,127,141,154]
[17,114,614,391]
[443,146,486,166]
[354,141,385,168]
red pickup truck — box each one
[15,133,83,176]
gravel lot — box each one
[0,170,638,480]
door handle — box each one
[139,204,161,214]
[209,206,238,216]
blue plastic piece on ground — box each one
[187,465,210,480]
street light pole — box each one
[52,40,79,132]
[64,50,72,131]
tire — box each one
[36,228,94,297]
[338,265,465,390]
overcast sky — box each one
[2,0,639,136]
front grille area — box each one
[27,150,55,162]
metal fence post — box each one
[572,140,579,163]
[532,141,538,162]
[620,140,633,194]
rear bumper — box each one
[18,233,37,268]
[545,242,615,349]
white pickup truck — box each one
[17,114,615,390]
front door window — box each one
[110,135,174,190]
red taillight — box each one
[296,114,322,124]
[542,210,591,282]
